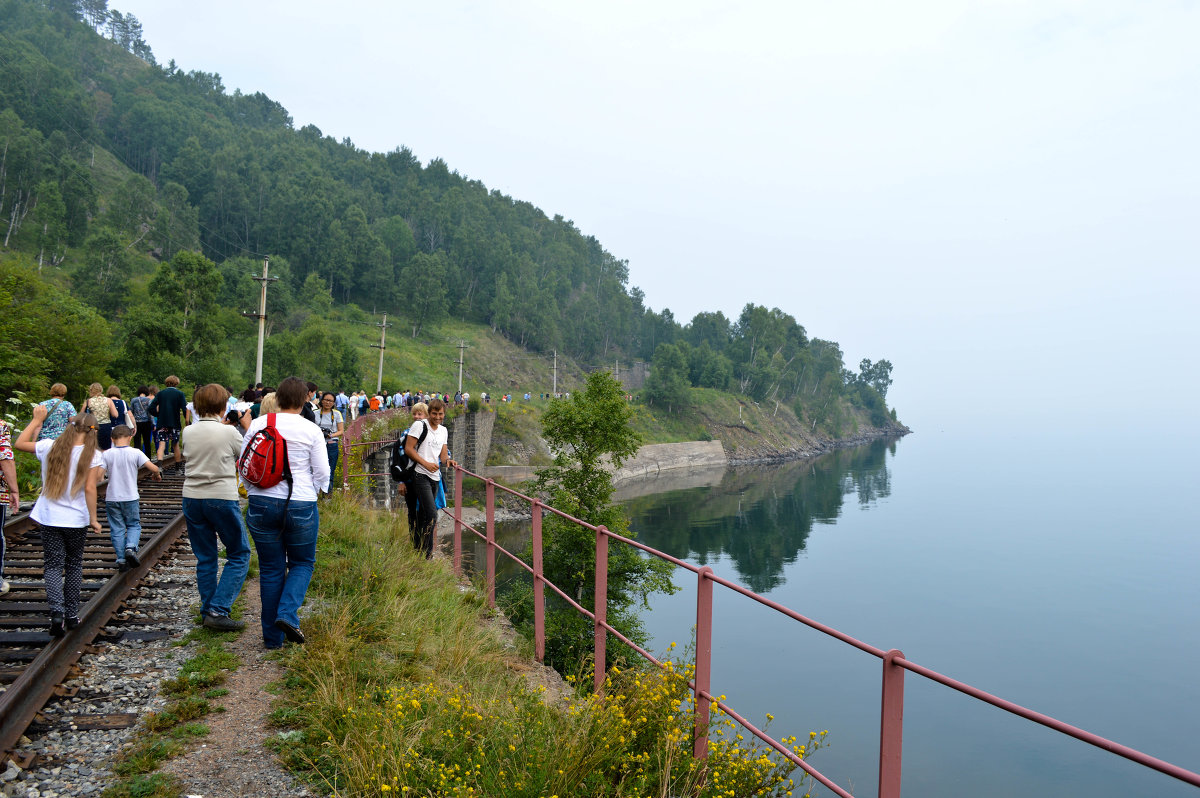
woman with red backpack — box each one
[239,377,330,649]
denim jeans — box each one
[246,496,319,647]
[182,498,251,618]
[106,500,142,560]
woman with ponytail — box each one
[15,405,104,637]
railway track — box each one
[0,468,188,766]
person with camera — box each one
[315,391,344,494]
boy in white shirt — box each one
[403,399,456,558]
[101,426,162,570]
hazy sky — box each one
[117,1,1199,433]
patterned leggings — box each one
[41,525,87,617]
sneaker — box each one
[125,548,140,568]
[202,613,246,631]
[0,579,9,595]
[66,616,81,630]
[273,618,305,644]
[49,612,65,638]
[117,560,129,572]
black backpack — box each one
[389,422,428,482]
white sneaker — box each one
[0,579,10,595]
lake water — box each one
[468,429,1200,797]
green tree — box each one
[643,342,691,412]
[508,371,675,672]
[29,180,68,270]
[858,358,894,401]
[109,303,186,386]
[0,258,112,396]
[104,173,157,240]
[299,271,333,313]
[398,252,448,337]
[151,181,200,259]
[150,250,221,333]
[70,226,132,313]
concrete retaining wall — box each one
[611,441,728,485]
[477,441,730,489]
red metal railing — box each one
[336,428,1200,796]
[439,464,1200,798]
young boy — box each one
[101,425,163,570]
[403,400,456,558]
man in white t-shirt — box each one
[403,398,456,558]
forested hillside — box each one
[0,0,902,435]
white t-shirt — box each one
[31,439,103,527]
[101,445,149,502]
[407,419,448,481]
[241,412,330,501]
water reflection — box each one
[460,438,896,595]
[626,438,896,593]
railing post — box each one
[879,649,906,798]
[593,525,609,693]
[531,501,545,663]
[452,465,463,576]
[694,566,714,760]
[485,479,496,608]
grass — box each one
[269,494,824,797]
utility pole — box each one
[552,350,557,397]
[370,313,389,393]
[241,257,277,385]
[455,340,466,393]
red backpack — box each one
[238,414,293,499]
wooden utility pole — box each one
[455,340,467,393]
[241,257,278,385]
[371,313,390,393]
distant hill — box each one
[0,0,903,440]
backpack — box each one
[389,421,428,483]
[238,414,293,502]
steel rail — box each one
[0,478,187,762]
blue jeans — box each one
[182,498,251,618]
[247,496,319,647]
[106,500,142,560]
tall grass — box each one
[272,496,824,797]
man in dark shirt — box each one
[147,374,187,470]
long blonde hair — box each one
[42,412,99,501]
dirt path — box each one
[159,576,314,798]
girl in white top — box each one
[16,407,104,636]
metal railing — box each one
[439,464,1200,798]
[335,425,1200,797]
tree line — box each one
[0,0,899,431]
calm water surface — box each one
[469,429,1200,797]
[622,431,1200,798]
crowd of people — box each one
[0,376,468,648]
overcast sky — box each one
[116,0,1199,434]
